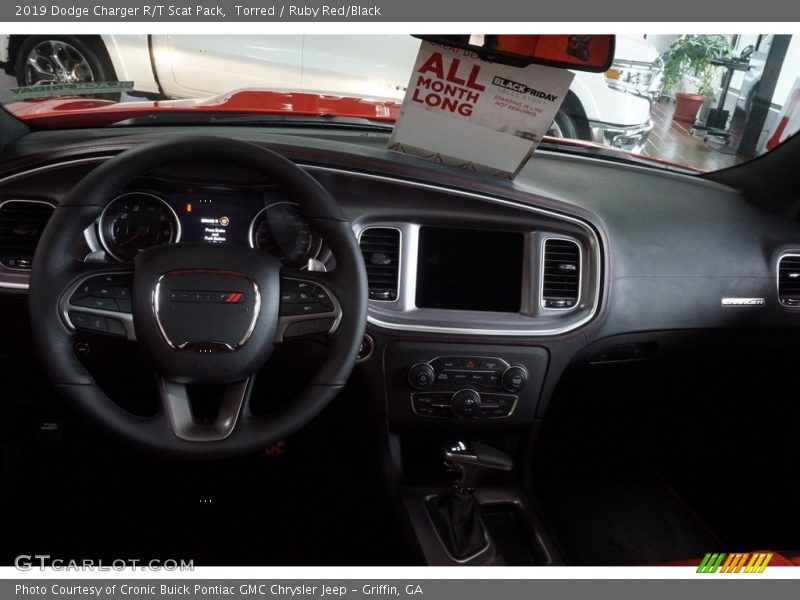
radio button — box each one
[461,358,479,370]
[434,372,451,384]
[408,363,435,389]
[502,365,528,392]
[479,358,504,370]
[452,389,481,419]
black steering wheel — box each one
[28,137,368,459]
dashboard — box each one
[2,126,800,431]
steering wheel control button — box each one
[89,284,118,298]
[408,363,435,389]
[72,296,120,311]
[106,318,127,337]
[69,274,134,314]
[279,279,335,318]
[283,317,335,339]
[312,287,334,309]
[280,302,330,316]
[89,316,108,332]
[68,311,90,329]
[285,279,313,292]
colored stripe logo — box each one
[697,552,773,573]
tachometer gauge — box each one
[99,192,180,262]
[249,202,321,267]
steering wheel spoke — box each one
[276,269,342,342]
[59,268,136,341]
[159,377,253,442]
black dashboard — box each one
[2,125,800,432]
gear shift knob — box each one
[443,441,513,492]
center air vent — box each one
[359,227,400,301]
[0,200,55,271]
[778,253,800,307]
[542,238,581,309]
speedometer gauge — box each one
[98,192,180,262]
[249,202,320,267]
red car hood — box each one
[6,89,400,127]
[4,89,702,173]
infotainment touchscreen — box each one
[415,226,524,313]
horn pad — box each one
[154,270,260,353]
[133,243,281,383]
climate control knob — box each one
[502,365,528,392]
[408,363,435,389]
[452,389,481,419]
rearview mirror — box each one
[412,35,616,73]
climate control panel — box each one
[386,342,548,426]
[411,388,518,419]
[407,356,528,393]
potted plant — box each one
[661,35,732,123]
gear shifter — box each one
[428,441,513,560]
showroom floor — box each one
[644,97,747,171]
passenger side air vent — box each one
[542,238,581,309]
[359,227,400,301]
[778,253,800,307]
[0,200,55,271]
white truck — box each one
[1,34,661,152]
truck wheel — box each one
[547,110,580,140]
[15,36,120,100]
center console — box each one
[385,342,549,427]
[345,182,601,566]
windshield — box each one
[1,33,798,173]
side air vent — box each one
[778,253,800,307]
[359,227,400,301]
[0,200,55,271]
[542,238,581,309]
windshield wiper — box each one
[107,112,394,131]
[537,140,698,174]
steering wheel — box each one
[28,136,368,459]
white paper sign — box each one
[389,41,575,178]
